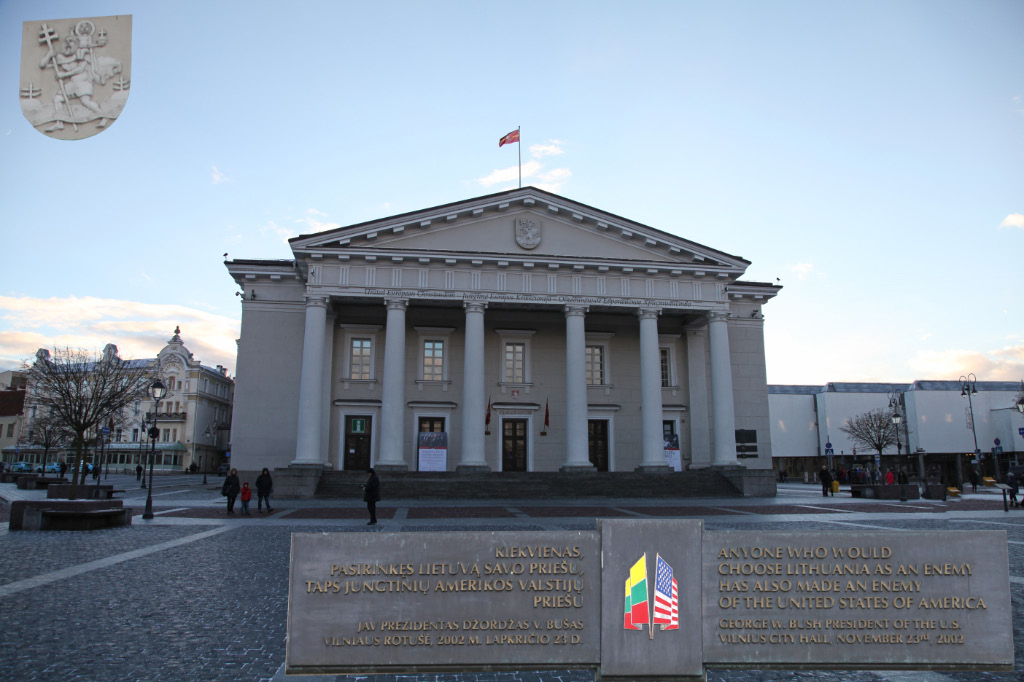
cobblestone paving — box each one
[1,495,1022,682]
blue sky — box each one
[1,0,1021,385]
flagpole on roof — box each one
[518,126,522,188]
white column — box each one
[563,305,594,470]
[708,311,738,467]
[458,301,489,471]
[637,308,669,470]
[293,296,328,465]
[686,328,711,468]
[378,299,408,469]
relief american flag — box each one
[653,555,678,630]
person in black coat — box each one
[361,468,380,525]
[255,467,274,513]
[222,468,241,514]
[819,466,833,497]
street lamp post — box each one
[888,391,906,502]
[142,379,166,520]
[959,374,980,486]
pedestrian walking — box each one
[136,463,143,481]
[884,468,895,485]
[256,467,274,513]
[968,468,979,493]
[1007,472,1019,508]
[361,467,380,525]
[222,468,240,514]
[59,460,67,478]
[819,465,833,497]
[240,482,252,515]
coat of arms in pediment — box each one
[20,15,132,140]
[515,217,542,250]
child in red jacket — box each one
[240,481,252,516]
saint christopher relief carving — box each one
[515,218,542,250]
[20,15,132,140]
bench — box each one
[8,499,129,531]
[849,484,921,500]
[947,487,961,498]
[22,507,132,531]
[983,477,997,487]
[46,484,118,499]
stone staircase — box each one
[314,469,743,499]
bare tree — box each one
[839,408,897,456]
[25,345,154,498]
[23,410,73,472]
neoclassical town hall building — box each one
[226,188,780,491]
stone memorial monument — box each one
[287,520,1013,679]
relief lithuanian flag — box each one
[623,554,649,630]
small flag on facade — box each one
[499,128,520,147]
[653,554,679,630]
[624,554,649,633]
[544,399,550,429]
[485,397,491,426]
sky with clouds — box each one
[1,0,1022,386]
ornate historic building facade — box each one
[226,188,780,486]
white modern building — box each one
[770,381,1024,484]
[226,187,781,494]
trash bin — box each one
[832,480,840,493]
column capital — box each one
[564,304,588,318]
[385,298,408,312]
[304,295,330,310]
[464,300,488,314]
[636,307,661,321]
[707,310,730,324]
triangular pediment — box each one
[289,187,749,274]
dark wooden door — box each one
[588,419,609,472]
[502,419,528,472]
[344,415,372,471]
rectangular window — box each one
[585,345,605,385]
[132,428,139,443]
[162,429,170,443]
[350,338,372,380]
[504,342,526,383]
[115,428,123,443]
[5,423,13,437]
[660,348,671,387]
[422,340,445,381]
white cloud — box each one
[907,343,1024,381]
[211,166,229,184]
[260,220,298,244]
[790,263,814,280]
[535,168,572,193]
[999,213,1024,229]
[476,161,542,187]
[0,295,239,374]
[530,140,565,158]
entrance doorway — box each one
[502,419,528,472]
[588,419,609,472]
[344,415,372,471]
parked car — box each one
[9,462,33,472]
[217,463,230,476]
[36,462,61,474]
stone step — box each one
[314,470,741,499]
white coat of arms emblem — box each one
[515,218,542,250]
[20,15,132,140]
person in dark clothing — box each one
[1007,472,1019,508]
[136,463,143,481]
[819,466,833,497]
[59,460,68,478]
[255,468,274,513]
[222,468,241,514]
[968,468,979,493]
[361,467,380,525]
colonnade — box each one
[291,296,738,471]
